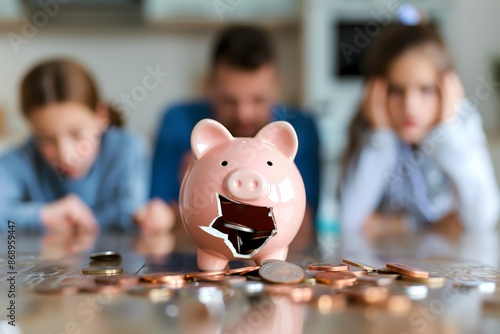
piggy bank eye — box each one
[221,160,228,167]
[267,161,273,166]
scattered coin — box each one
[185,270,227,280]
[342,259,377,272]
[226,265,261,276]
[376,268,400,275]
[141,273,185,284]
[89,251,121,262]
[259,260,305,284]
[314,271,357,286]
[386,262,430,278]
[82,266,124,276]
[349,268,368,277]
[308,263,348,272]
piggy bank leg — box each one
[253,247,289,265]
[197,248,229,271]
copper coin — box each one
[226,266,261,276]
[259,260,305,284]
[195,274,227,282]
[315,271,357,285]
[308,263,349,272]
[376,268,400,275]
[342,259,376,272]
[349,268,368,277]
[386,262,429,278]
[141,272,185,284]
[185,270,227,279]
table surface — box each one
[1,229,500,334]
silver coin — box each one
[259,260,305,284]
[222,221,256,233]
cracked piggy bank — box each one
[179,119,306,271]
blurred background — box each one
[1,0,500,231]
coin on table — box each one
[342,259,377,272]
[82,266,124,276]
[226,266,261,276]
[349,268,368,277]
[185,270,227,280]
[141,272,185,284]
[89,251,121,262]
[259,260,305,284]
[376,268,400,276]
[308,263,348,272]
[222,221,256,233]
[386,262,429,278]
[315,271,357,286]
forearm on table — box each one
[340,130,399,233]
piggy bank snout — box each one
[225,169,270,201]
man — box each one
[139,26,320,243]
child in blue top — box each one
[0,59,172,234]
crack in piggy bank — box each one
[199,193,277,259]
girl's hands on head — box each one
[439,71,465,122]
[362,78,392,129]
[40,194,99,234]
[134,198,175,235]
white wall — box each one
[0,25,300,145]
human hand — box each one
[362,78,392,129]
[440,71,465,122]
[134,198,176,234]
[40,194,99,234]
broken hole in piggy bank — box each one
[203,194,277,257]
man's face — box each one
[206,63,280,137]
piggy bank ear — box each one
[191,119,233,160]
[255,121,298,161]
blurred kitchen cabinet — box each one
[143,0,300,30]
[0,0,22,22]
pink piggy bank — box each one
[179,119,306,271]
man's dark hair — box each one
[211,25,275,70]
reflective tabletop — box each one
[1,228,500,334]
